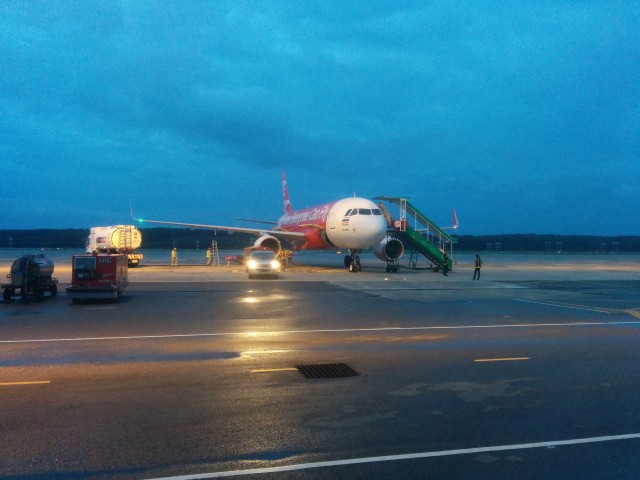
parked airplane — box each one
[134,171,404,271]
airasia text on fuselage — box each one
[278,203,335,228]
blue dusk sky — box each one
[2,1,639,235]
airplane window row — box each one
[344,208,383,216]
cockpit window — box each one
[344,208,381,216]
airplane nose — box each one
[357,215,387,244]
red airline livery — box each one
[136,171,404,271]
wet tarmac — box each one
[1,250,640,479]
[2,248,639,285]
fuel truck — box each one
[86,225,144,267]
[2,254,58,302]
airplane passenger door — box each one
[328,209,336,230]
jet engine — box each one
[373,237,404,262]
[253,235,282,255]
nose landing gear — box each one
[344,251,362,272]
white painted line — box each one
[250,368,298,373]
[144,433,640,479]
[475,357,530,362]
[516,298,611,313]
[1,321,639,344]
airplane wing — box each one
[135,217,307,242]
[236,218,279,226]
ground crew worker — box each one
[285,250,293,264]
[206,247,212,266]
[171,247,178,267]
[473,254,482,280]
[442,252,449,276]
[279,249,286,271]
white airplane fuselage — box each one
[277,197,388,251]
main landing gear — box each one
[344,251,362,272]
[385,259,400,273]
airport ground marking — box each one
[0,381,51,386]
[626,309,640,320]
[2,320,640,345]
[516,298,611,313]
[250,368,298,373]
[475,357,530,363]
[145,432,640,479]
[518,299,640,319]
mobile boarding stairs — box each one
[375,196,457,273]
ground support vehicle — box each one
[66,254,128,304]
[2,255,58,302]
[86,225,144,267]
[245,250,281,279]
[242,246,273,261]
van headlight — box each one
[247,259,257,269]
[270,260,280,270]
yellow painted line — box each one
[250,368,298,373]
[475,357,530,363]
[0,381,51,386]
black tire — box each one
[344,255,352,268]
[50,283,58,297]
[34,286,44,302]
[3,288,12,303]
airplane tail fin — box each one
[130,199,140,222]
[451,208,459,230]
[282,170,293,215]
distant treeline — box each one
[1,229,639,253]
[453,234,640,253]
[0,228,252,250]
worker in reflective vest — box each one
[279,249,287,271]
[473,254,482,280]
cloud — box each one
[1,1,638,234]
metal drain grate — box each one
[296,363,359,379]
